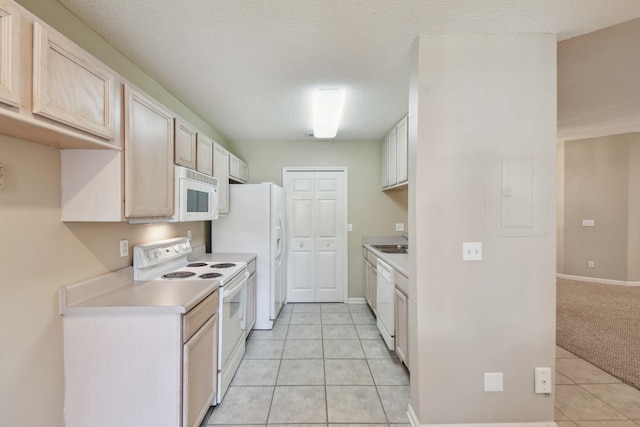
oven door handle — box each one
[222,271,249,299]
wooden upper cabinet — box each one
[213,143,229,215]
[196,133,214,176]
[32,21,115,140]
[175,118,197,169]
[124,84,175,218]
[0,0,20,108]
[396,115,408,184]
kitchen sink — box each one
[372,244,408,254]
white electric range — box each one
[133,237,248,405]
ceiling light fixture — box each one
[312,88,345,139]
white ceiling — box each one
[58,0,640,142]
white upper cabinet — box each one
[196,133,214,176]
[382,114,408,191]
[0,0,20,108]
[174,118,197,169]
[32,21,116,140]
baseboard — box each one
[348,297,366,304]
[407,406,556,427]
[557,273,640,286]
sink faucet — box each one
[399,234,408,248]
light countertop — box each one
[61,251,257,316]
[60,266,219,315]
[363,244,409,277]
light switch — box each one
[463,242,482,261]
[347,224,353,232]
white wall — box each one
[409,34,557,424]
[558,18,640,141]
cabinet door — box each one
[381,138,389,188]
[32,22,115,140]
[124,84,175,217]
[213,143,229,214]
[396,116,408,184]
[229,153,240,180]
[0,0,20,107]
[175,118,197,169]
[388,128,398,187]
[196,133,213,176]
[183,314,216,427]
[394,288,408,367]
[240,160,249,182]
[246,272,256,332]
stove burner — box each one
[187,262,208,267]
[211,263,236,269]
[162,271,196,279]
[199,272,223,279]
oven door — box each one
[217,271,248,403]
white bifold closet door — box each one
[284,169,347,303]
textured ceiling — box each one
[58,0,640,142]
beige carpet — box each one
[556,278,640,390]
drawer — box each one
[247,258,256,275]
[183,290,218,343]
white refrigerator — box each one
[211,183,286,329]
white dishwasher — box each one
[376,258,395,350]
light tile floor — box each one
[203,302,640,427]
[555,346,640,427]
[204,302,410,427]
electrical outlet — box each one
[582,219,595,227]
[588,260,595,269]
[395,223,404,232]
[0,162,4,190]
[119,239,128,258]
[187,229,192,241]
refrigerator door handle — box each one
[277,215,286,265]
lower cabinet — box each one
[183,314,217,427]
[394,286,409,367]
[363,249,377,314]
[62,291,218,427]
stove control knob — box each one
[174,245,180,253]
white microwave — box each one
[130,166,218,223]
